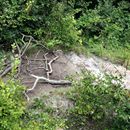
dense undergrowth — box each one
[1,0,130,63]
[0,71,129,130]
[0,0,130,130]
[66,73,130,130]
[0,78,59,130]
[0,80,25,130]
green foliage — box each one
[0,51,7,72]
[73,0,130,64]
[46,3,81,48]
[1,0,130,56]
[78,0,130,47]
[0,0,81,49]
[0,79,25,130]
[66,73,130,130]
[88,44,130,68]
[0,78,59,130]
[22,98,61,130]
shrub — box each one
[66,73,130,130]
[0,78,60,130]
[0,0,81,49]
[77,0,130,48]
[46,3,81,48]
[0,79,25,130]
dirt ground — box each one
[19,50,80,101]
[18,50,130,101]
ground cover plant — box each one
[66,73,130,130]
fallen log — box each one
[26,74,71,93]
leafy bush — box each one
[46,3,81,48]
[78,0,130,47]
[72,0,130,64]
[0,79,25,130]
[0,0,81,49]
[66,73,130,130]
[1,0,130,53]
[0,78,60,130]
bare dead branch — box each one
[1,33,71,101]
[0,66,12,78]
[26,74,71,93]
[43,53,49,78]
[21,37,32,57]
[47,55,59,79]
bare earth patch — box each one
[19,51,78,101]
[18,51,130,101]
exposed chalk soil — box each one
[66,52,130,89]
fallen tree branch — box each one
[0,66,12,78]
[47,55,59,79]
[0,34,34,78]
[43,53,49,78]
[26,74,71,93]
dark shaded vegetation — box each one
[1,0,130,67]
[1,0,130,50]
